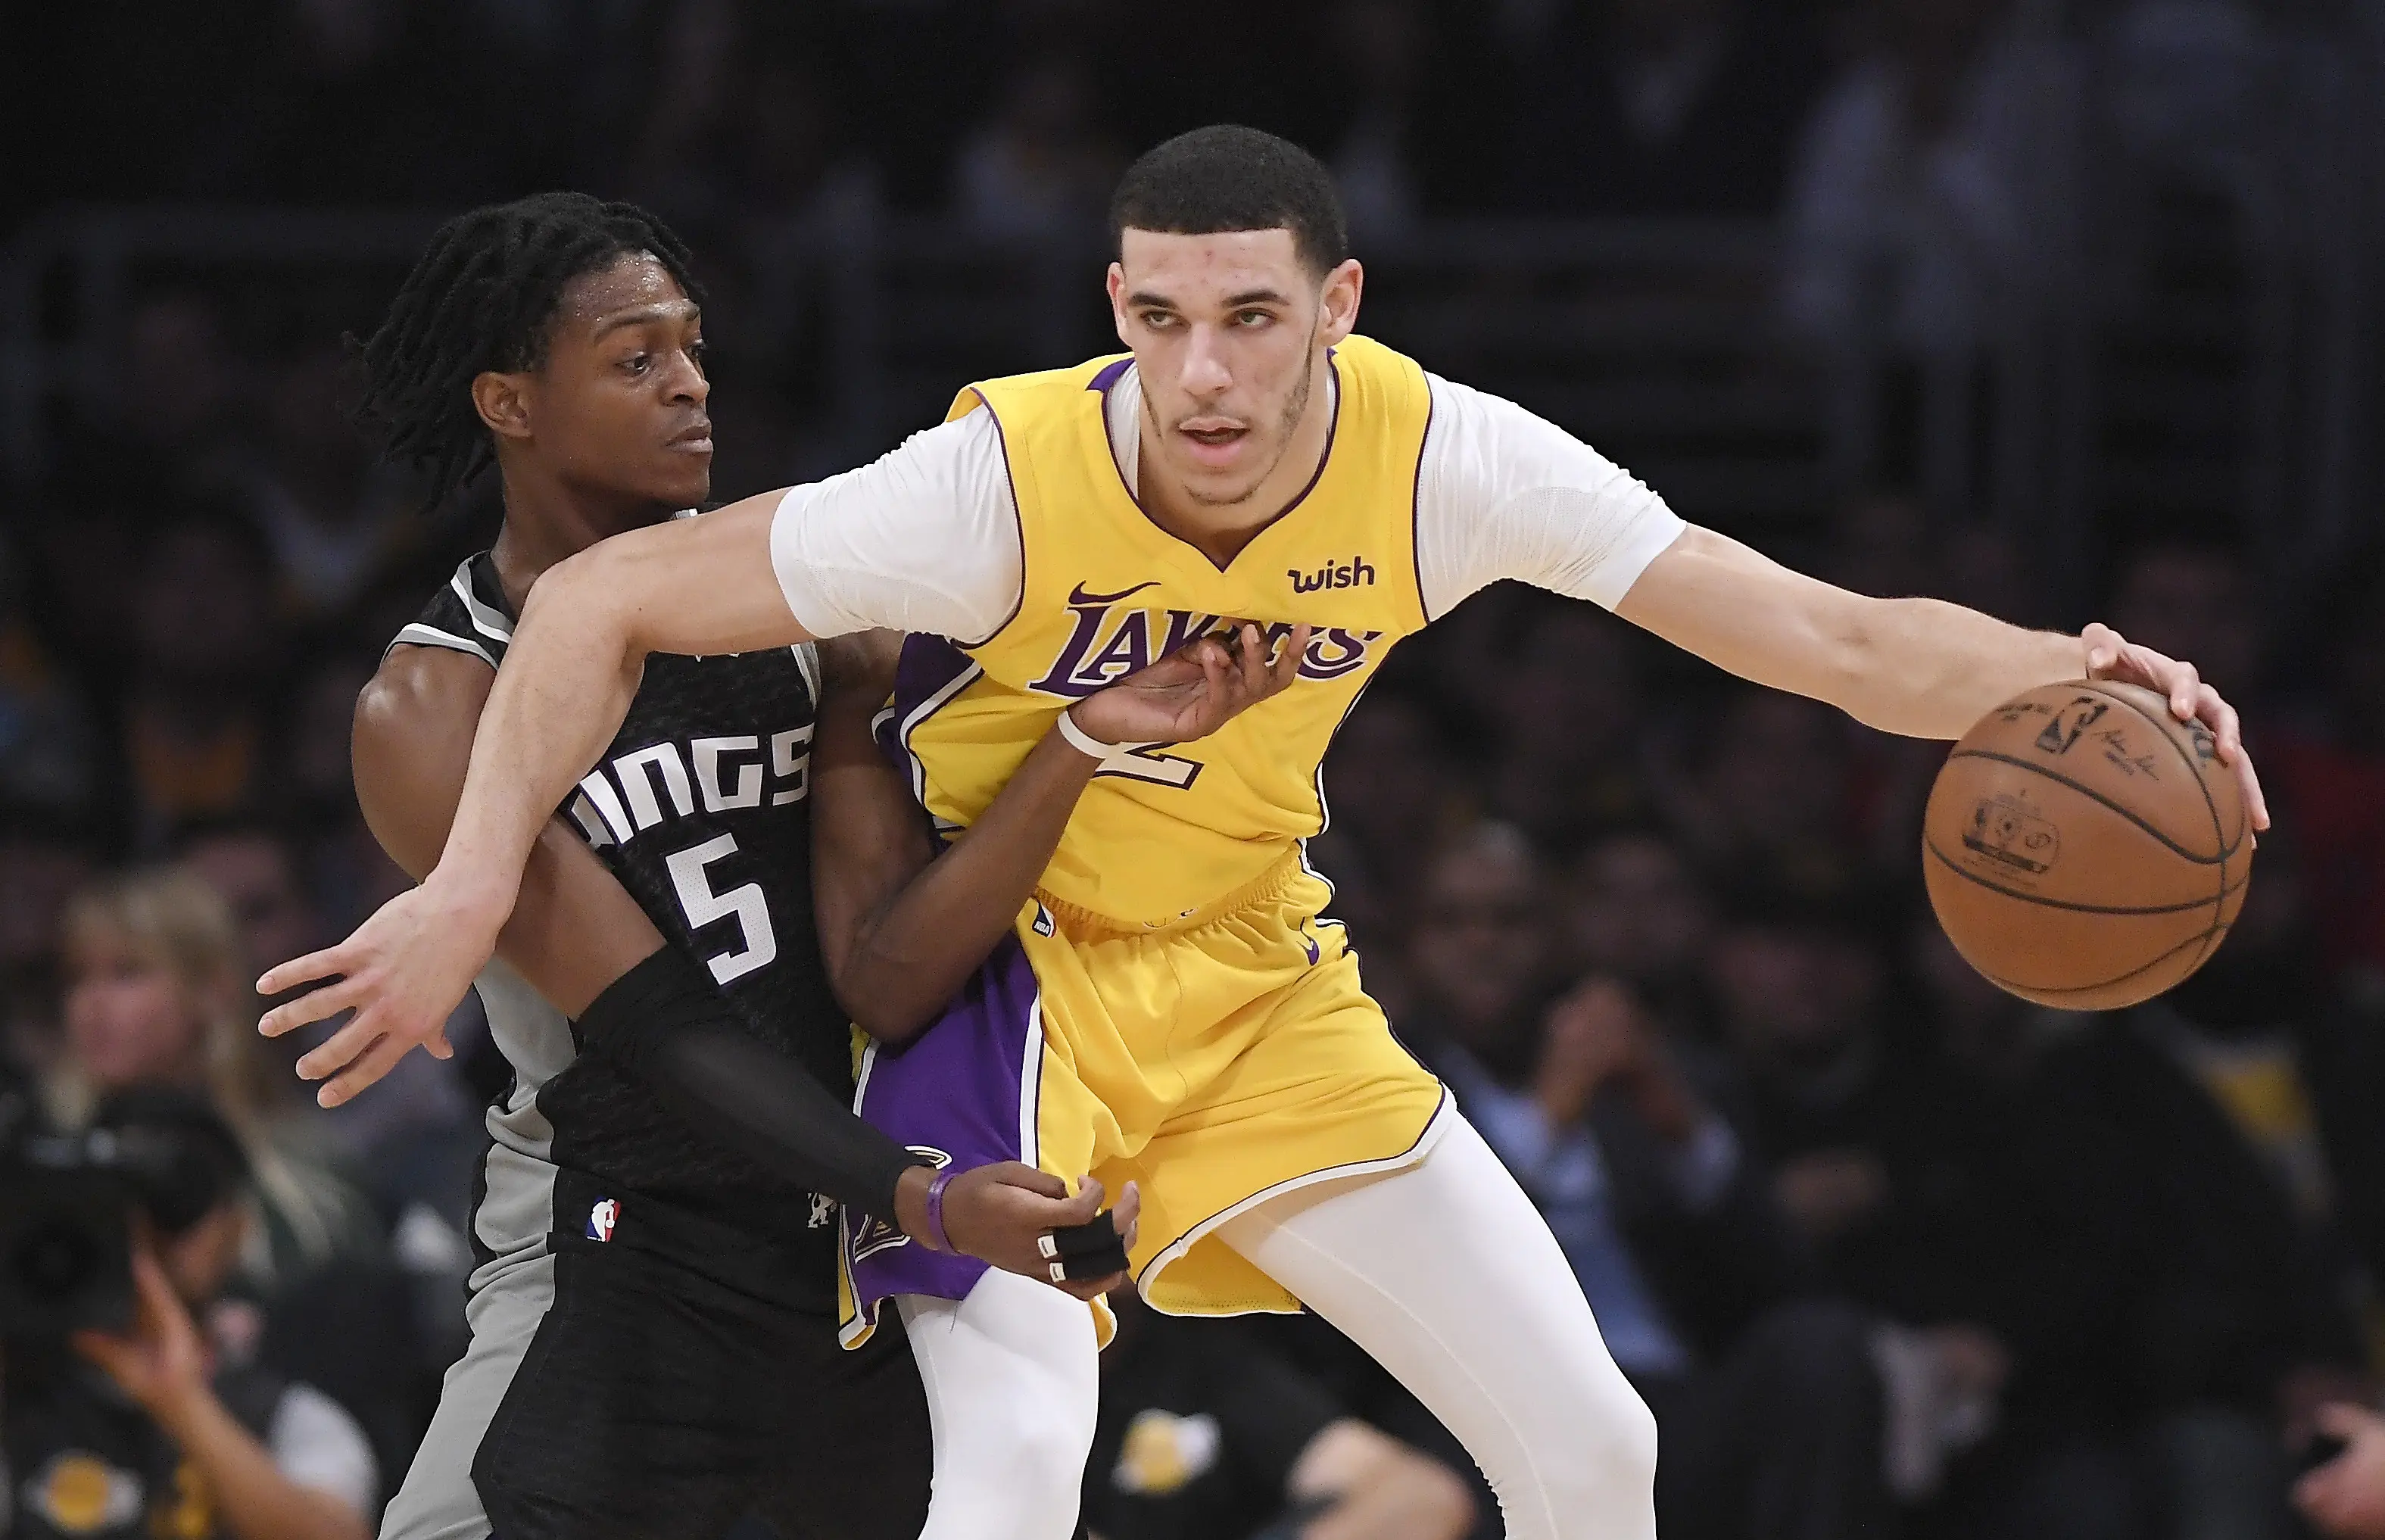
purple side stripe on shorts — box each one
[846,934,1043,1318]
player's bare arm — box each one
[258,495,797,1050]
[308,638,1132,1295]
[1615,524,2268,828]
[812,622,1307,1044]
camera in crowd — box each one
[0,1089,248,1342]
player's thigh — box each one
[382,1252,557,1540]
[752,1314,932,1540]
[473,1248,762,1540]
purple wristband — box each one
[923,1167,958,1254]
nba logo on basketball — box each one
[587,1198,619,1242]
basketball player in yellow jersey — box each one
[268,127,2267,1540]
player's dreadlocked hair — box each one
[352,192,703,505]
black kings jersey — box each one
[396,549,850,1290]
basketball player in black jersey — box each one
[316,194,1299,1540]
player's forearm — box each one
[578,946,928,1217]
[1830,595,2087,738]
[1618,527,2087,740]
[157,1389,368,1540]
[430,547,646,927]
[837,727,1097,1043]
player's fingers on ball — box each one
[2165,657,2202,719]
[427,1027,454,1060]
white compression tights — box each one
[899,1270,1100,1540]
[897,1112,1657,1540]
[1219,1114,1660,1540]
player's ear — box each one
[471,370,536,443]
[1106,263,1131,348]
[1317,259,1364,346]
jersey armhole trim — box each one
[1408,370,1439,626]
[388,624,497,669]
[960,388,1030,652]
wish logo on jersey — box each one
[1026,582,1381,698]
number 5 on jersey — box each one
[667,834,777,984]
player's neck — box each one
[488,472,675,613]
[1134,353,1335,568]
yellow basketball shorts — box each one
[839,851,1448,1345]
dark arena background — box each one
[6,3,2385,1538]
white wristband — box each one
[1055,708,1156,769]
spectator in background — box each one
[173,818,478,1358]
[55,868,382,1290]
[1305,688,1474,990]
[1501,0,1825,215]
[1659,688,1863,904]
[0,811,98,1081]
[1404,824,1890,1540]
[55,868,434,1484]
[2040,840,2383,1538]
[116,512,284,847]
[1709,887,2090,1518]
[1782,0,2081,360]
[1323,0,1427,238]
[0,537,99,825]
[1083,1293,1475,1540]
[237,348,422,627]
[2268,545,2385,982]
[1486,604,1655,859]
[954,45,1123,239]
[5,1087,376,1540]
[1554,832,1713,1041]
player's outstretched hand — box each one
[1071,623,1309,748]
[255,880,506,1108]
[2081,621,2269,831]
[928,1163,1141,1302]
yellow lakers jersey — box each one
[889,335,1435,925]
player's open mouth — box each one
[1176,422,1248,466]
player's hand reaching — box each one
[899,1164,1141,1302]
[1069,623,1310,749]
[2081,621,2269,831]
[254,878,507,1107]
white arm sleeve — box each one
[1414,373,1688,620]
[766,409,1025,643]
[265,1383,379,1517]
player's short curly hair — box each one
[351,192,703,506]
[1109,125,1349,278]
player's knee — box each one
[934,1393,1091,1520]
[1545,1366,1659,1514]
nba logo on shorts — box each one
[587,1198,619,1242]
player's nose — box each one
[1178,326,1233,397]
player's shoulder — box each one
[360,640,494,756]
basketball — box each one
[1922,680,2252,1010]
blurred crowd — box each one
[8,0,2385,1538]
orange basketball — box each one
[1922,679,2252,1010]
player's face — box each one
[487,254,712,513]
[1109,229,1362,509]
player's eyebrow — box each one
[1125,290,1181,310]
[1223,288,1291,307]
[593,301,699,338]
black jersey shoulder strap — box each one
[389,553,515,669]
